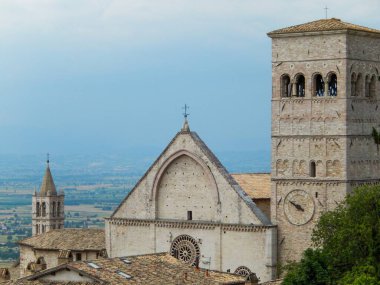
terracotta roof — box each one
[18,229,105,251]
[231,173,271,199]
[268,18,380,36]
[19,253,246,285]
[39,164,57,196]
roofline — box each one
[20,263,107,284]
[110,130,272,225]
[110,131,183,218]
[18,242,106,252]
[268,28,380,38]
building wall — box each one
[106,131,276,282]
[107,221,276,282]
[19,245,100,278]
[270,30,380,264]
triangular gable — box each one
[20,264,105,284]
[111,128,271,225]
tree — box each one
[283,184,380,284]
[282,249,332,285]
[371,127,380,152]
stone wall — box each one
[270,30,380,264]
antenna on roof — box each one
[324,6,329,19]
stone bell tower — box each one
[32,157,64,236]
[268,18,380,263]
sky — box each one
[0,0,380,156]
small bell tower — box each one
[32,155,64,236]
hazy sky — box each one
[1,0,380,156]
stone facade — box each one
[106,123,277,283]
[268,19,380,263]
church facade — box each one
[105,121,277,282]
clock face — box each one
[284,190,315,225]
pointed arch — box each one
[151,150,220,219]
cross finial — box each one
[47,153,50,164]
[324,6,329,19]
[182,104,190,119]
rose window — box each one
[234,266,252,278]
[170,235,200,266]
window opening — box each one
[310,161,316,177]
[281,75,291,97]
[76,253,82,261]
[314,74,324,96]
[351,73,357,96]
[87,262,101,269]
[328,74,337,96]
[296,75,305,97]
[120,258,132,264]
[356,74,363,96]
[369,75,376,97]
[36,202,40,217]
[42,202,46,217]
[187,211,192,220]
[116,270,132,279]
[52,202,56,217]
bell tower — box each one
[268,18,380,263]
[32,157,64,236]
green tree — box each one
[312,185,380,279]
[338,265,380,285]
[372,127,380,152]
[283,185,380,284]
[282,249,332,285]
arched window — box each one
[281,74,291,97]
[328,73,337,96]
[52,202,56,217]
[42,202,46,217]
[310,161,316,177]
[351,73,357,96]
[295,74,305,97]
[41,225,45,233]
[36,202,40,217]
[313,74,324,96]
[365,75,371,97]
[57,202,60,217]
[369,75,376,98]
[356,73,363,96]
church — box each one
[7,17,380,284]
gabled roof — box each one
[39,164,57,196]
[268,18,380,36]
[18,253,246,285]
[18,229,105,251]
[231,173,271,199]
[110,125,271,226]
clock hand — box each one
[290,201,304,212]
